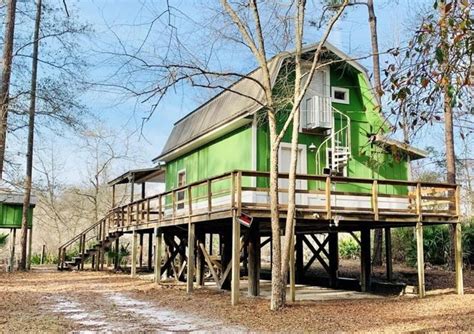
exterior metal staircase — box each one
[58,217,121,270]
[316,107,351,175]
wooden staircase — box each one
[60,231,122,270]
[58,216,121,271]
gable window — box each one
[176,169,186,210]
[331,87,350,104]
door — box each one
[278,144,307,205]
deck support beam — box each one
[139,233,144,269]
[454,223,463,295]
[295,234,304,283]
[289,228,296,302]
[131,229,138,278]
[231,211,240,305]
[154,227,162,283]
[114,237,120,270]
[415,222,425,297]
[385,228,393,281]
[328,232,339,288]
[221,230,232,290]
[187,222,195,293]
[196,231,205,286]
[247,222,260,297]
[148,232,153,270]
[360,228,371,292]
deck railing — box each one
[58,170,460,267]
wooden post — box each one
[415,223,425,298]
[247,222,260,297]
[221,230,232,290]
[187,222,195,293]
[40,244,45,265]
[139,233,144,269]
[130,176,135,202]
[114,237,120,270]
[131,229,138,277]
[148,232,153,270]
[360,228,371,292]
[325,176,332,220]
[231,211,240,306]
[196,231,205,286]
[289,228,296,302]
[209,233,213,255]
[328,232,339,288]
[454,186,463,295]
[112,184,116,207]
[8,228,16,272]
[454,223,463,295]
[154,227,162,283]
[27,227,33,270]
[141,183,146,199]
[295,234,304,283]
[385,228,393,281]
[372,180,379,220]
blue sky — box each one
[30,0,436,185]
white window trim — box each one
[331,86,350,104]
[177,169,186,187]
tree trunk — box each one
[280,0,305,304]
[0,0,18,178]
[439,1,456,271]
[367,0,382,99]
[367,0,383,267]
[19,0,42,271]
[268,114,284,311]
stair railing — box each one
[57,215,109,269]
[315,107,351,175]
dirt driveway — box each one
[0,267,472,332]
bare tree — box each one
[385,0,473,268]
[19,0,42,271]
[0,0,18,178]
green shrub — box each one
[339,237,360,259]
[106,243,130,267]
[0,233,7,248]
[30,253,58,265]
[392,221,474,267]
[462,219,474,266]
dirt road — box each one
[0,267,473,332]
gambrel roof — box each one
[153,42,374,163]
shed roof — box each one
[373,135,428,160]
[154,42,371,163]
[107,166,165,186]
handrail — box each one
[58,169,459,269]
[58,218,105,250]
[315,107,351,174]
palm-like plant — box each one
[0,233,8,248]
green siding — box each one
[165,126,253,191]
[0,204,33,229]
[256,64,409,194]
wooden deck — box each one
[101,170,459,233]
[57,170,464,302]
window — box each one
[176,170,186,210]
[331,87,350,104]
